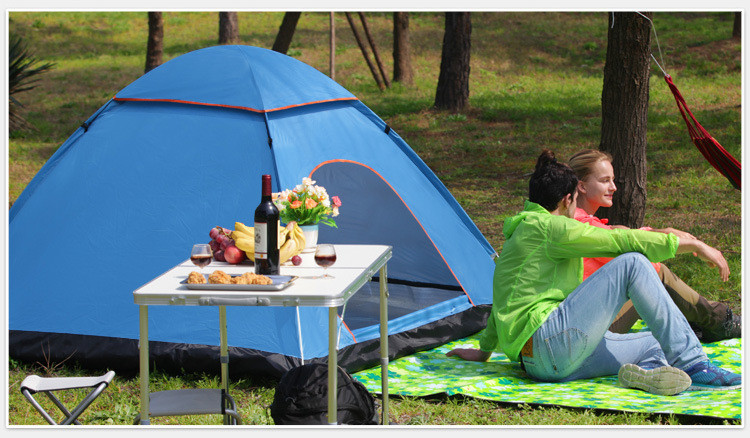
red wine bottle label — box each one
[254,222,268,259]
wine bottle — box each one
[254,174,280,275]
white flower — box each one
[302,177,315,187]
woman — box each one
[569,149,740,342]
[448,150,740,395]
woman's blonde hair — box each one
[568,149,613,181]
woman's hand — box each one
[677,237,730,282]
[446,348,492,362]
[654,227,696,240]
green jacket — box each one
[479,200,679,361]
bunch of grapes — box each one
[208,226,245,264]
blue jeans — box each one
[521,252,707,382]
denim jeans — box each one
[521,252,707,382]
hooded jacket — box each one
[479,200,679,362]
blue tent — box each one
[9,45,496,377]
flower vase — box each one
[299,224,319,253]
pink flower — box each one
[332,196,342,207]
[305,198,318,209]
[290,200,302,209]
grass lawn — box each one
[6,11,742,426]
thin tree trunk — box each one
[599,12,652,228]
[272,12,302,54]
[732,12,741,39]
[329,12,336,79]
[393,12,413,85]
[218,12,240,45]
[345,12,385,90]
[358,12,390,88]
[145,12,163,73]
[434,12,471,112]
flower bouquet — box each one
[273,177,342,228]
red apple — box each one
[224,245,245,264]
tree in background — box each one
[598,12,652,228]
[434,12,471,112]
[273,12,302,54]
[732,12,740,39]
[145,12,163,73]
[219,12,240,45]
[392,12,413,85]
[9,32,55,131]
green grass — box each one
[7,11,741,426]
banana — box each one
[291,222,306,252]
[233,236,255,255]
[234,221,255,236]
[279,226,290,243]
[279,237,298,264]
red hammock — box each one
[663,74,741,190]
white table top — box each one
[133,244,392,307]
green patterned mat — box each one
[353,324,742,420]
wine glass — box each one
[190,244,213,272]
[314,244,337,279]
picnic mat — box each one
[353,323,743,420]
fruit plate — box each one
[181,275,298,291]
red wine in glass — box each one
[314,254,337,267]
[190,254,213,269]
[190,244,213,271]
[314,244,336,278]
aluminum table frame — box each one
[133,244,392,425]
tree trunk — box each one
[329,12,336,79]
[272,12,302,54]
[145,12,163,73]
[359,13,390,88]
[393,12,413,85]
[218,12,240,45]
[345,12,385,90]
[434,12,471,112]
[732,12,741,39]
[598,12,652,228]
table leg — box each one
[379,265,389,425]
[139,305,150,425]
[328,306,338,425]
[219,305,230,424]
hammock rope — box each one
[635,12,741,190]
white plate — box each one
[181,275,298,291]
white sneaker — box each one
[618,363,691,396]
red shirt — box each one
[574,208,661,279]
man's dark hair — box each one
[529,149,579,211]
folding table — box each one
[133,244,392,425]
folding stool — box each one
[20,371,116,425]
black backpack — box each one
[270,363,379,425]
